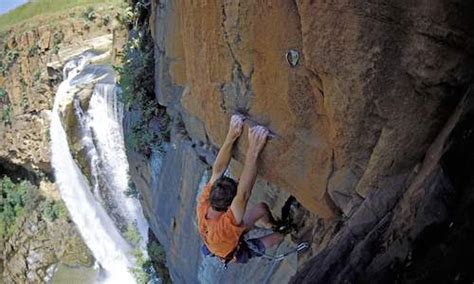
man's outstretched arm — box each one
[209,115,244,185]
[231,126,269,224]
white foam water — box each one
[50,52,149,283]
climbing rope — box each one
[247,241,309,262]
[257,242,309,284]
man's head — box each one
[209,176,237,212]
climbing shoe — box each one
[272,220,293,235]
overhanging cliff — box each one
[151,0,473,219]
[126,0,474,282]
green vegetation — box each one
[0,177,37,239]
[0,0,122,32]
[148,239,171,283]
[27,44,40,57]
[52,30,65,54]
[0,88,7,100]
[125,181,140,198]
[126,125,160,154]
[0,176,69,240]
[2,104,12,123]
[130,247,151,284]
[17,67,29,108]
[125,225,168,284]
[41,200,68,221]
[102,14,111,26]
[20,94,28,108]
[124,224,142,245]
[82,6,97,22]
[116,0,170,156]
[124,226,152,283]
[33,68,42,82]
[0,46,19,76]
[0,87,11,123]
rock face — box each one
[0,3,124,174]
[0,174,94,283]
[3,200,94,283]
[151,0,473,219]
[0,4,126,282]
[126,0,474,283]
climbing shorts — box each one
[234,238,266,263]
[200,238,266,264]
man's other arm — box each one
[209,115,244,185]
[231,126,268,224]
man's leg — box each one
[237,233,284,263]
[243,202,276,230]
[257,232,285,249]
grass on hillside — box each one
[0,0,123,32]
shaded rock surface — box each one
[124,0,474,283]
[292,93,474,283]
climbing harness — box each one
[202,241,309,270]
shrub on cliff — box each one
[2,102,12,124]
[148,239,171,284]
[82,6,96,22]
[116,0,170,156]
[0,176,69,240]
[0,176,38,239]
[0,46,19,76]
[41,200,68,221]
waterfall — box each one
[86,84,148,241]
[50,52,148,283]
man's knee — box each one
[255,202,270,213]
[243,202,271,229]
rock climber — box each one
[197,114,289,264]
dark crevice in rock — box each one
[0,158,52,186]
[219,1,254,114]
[281,196,309,237]
[220,1,240,71]
[219,63,254,115]
[325,150,336,200]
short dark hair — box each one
[209,176,237,212]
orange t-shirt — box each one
[196,182,246,258]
